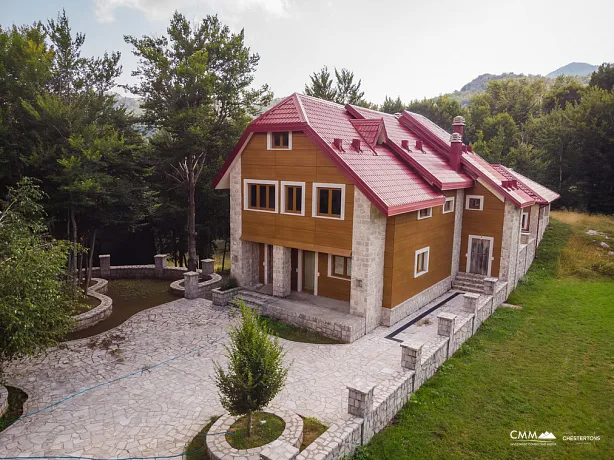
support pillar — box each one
[201,258,214,276]
[273,245,291,297]
[347,380,375,418]
[99,254,111,279]
[154,254,167,278]
[184,272,199,299]
[437,312,456,357]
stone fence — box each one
[0,385,8,418]
[72,278,112,332]
[296,281,509,460]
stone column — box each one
[201,258,214,276]
[463,292,480,314]
[483,277,498,296]
[154,254,167,278]
[350,189,386,334]
[229,159,259,287]
[451,189,464,277]
[438,312,456,357]
[500,200,521,296]
[400,340,423,371]
[347,380,375,418]
[184,272,199,299]
[99,254,111,279]
[273,245,291,297]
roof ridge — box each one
[298,93,347,109]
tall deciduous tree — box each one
[214,302,289,437]
[589,62,614,92]
[125,12,272,271]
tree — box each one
[125,12,272,270]
[0,178,76,378]
[406,96,466,132]
[543,76,583,113]
[334,68,364,105]
[214,302,289,437]
[304,66,337,102]
[380,96,405,114]
[589,62,614,92]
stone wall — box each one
[211,287,242,307]
[273,245,292,297]
[500,201,522,296]
[381,277,452,327]
[451,189,464,278]
[169,273,222,300]
[0,385,8,418]
[296,281,511,460]
[72,278,112,332]
[350,190,387,334]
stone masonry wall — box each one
[229,158,259,287]
[350,189,386,334]
[451,189,464,278]
[500,201,522,296]
[0,385,8,418]
[273,245,291,297]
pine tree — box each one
[214,302,289,437]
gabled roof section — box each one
[347,105,473,190]
[493,165,560,204]
[349,118,384,147]
[251,93,307,127]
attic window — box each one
[417,207,432,220]
[268,131,291,150]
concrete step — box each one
[452,284,484,294]
[453,280,484,289]
[455,272,486,282]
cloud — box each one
[94,0,289,23]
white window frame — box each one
[243,179,279,214]
[521,211,530,233]
[443,196,455,214]
[312,182,346,220]
[414,246,430,278]
[417,207,432,220]
[267,131,292,150]
[466,195,484,211]
[280,181,306,216]
[327,254,351,281]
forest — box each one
[1,11,613,271]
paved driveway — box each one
[0,298,405,458]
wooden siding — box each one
[459,181,505,277]
[241,132,354,255]
[383,191,456,309]
[317,253,351,301]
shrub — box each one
[218,276,238,291]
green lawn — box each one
[355,218,614,459]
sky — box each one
[1,0,613,104]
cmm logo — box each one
[510,431,556,445]
[511,431,538,440]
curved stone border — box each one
[207,406,303,460]
[169,273,222,300]
[72,278,112,332]
[0,385,8,418]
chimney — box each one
[333,138,343,150]
[450,133,462,172]
[352,138,361,151]
[401,140,410,150]
[467,145,473,153]
[416,139,423,151]
[453,116,465,137]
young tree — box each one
[125,12,271,271]
[0,178,76,378]
[214,302,289,437]
[589,62,614,92]
[380,96,405,114]
[334,68,364,105]
[305,66,365,105]
[304,66,337,102]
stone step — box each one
[455,272,486,281]
[452,279,484,289]
[452,285,484,294]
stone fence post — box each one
[99,254,111,279]
[184,272,199,299]
[201,258,215,276]
[401,340,424,390]
[463,293,480,334]
[437,312,456,358]
[347,380,375,418]
[154,254,167,278]
[483,277,498,296]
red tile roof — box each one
[492,165,560,204]
[213,93,557,215]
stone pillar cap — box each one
[154,254,167,258]
[99,254,111,258]
[184,271,199,276]
[437,311,457,320]
[346,379,376,394]
[484,277,498,282]
[400,339,425,350]
[463,292,481,299]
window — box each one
[328,254,351,280]
[466,195,484,211]
[417,207,432,220]
[521,211,530,232]
[414,247,430,278]
[443,197,455,214]
[243,180,278,213]
[280,181,305,216]
[267,131,292,150]
[312,183,345,219]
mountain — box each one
[458,72,528,93]
[112,94,144,115]
[546,62,598,78]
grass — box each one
[354,215,614,459]
[259,316,343,344]
[226,411,285,450]
[213,239,231,272]
[301,416,328,451]
[185,416,219,460]
[0,386,28,432]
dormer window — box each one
[268,131,292,150]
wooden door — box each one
[266,244,273,284]
[291,249,298,291]
[258,243,265,284]
[469,237,491,275]
[303,251,315,293]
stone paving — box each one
[0,292,468,458]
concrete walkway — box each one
[0,292,467,458]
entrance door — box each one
[468,236,492,276]
[303,251,315,293]
[291,249,298,291]
[258,243,265,284]
[266,244,273,284]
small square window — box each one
[417,207,432,220]
[268,131,291,150]
[281,182,305,216]
[244,180,277,212]
[521,211,530,232]
[317,187,343,218]
[443,197,455,214]
[328,254,351,280]
[414,247,430,278]
[466,195,484,211]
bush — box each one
[218,276,238,291]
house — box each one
[212,93,559,337]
